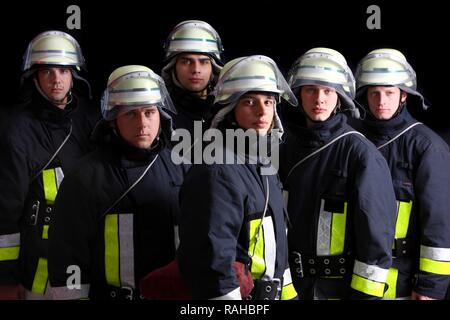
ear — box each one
[401,91,408,103]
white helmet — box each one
[355,48,428,110]
[210,55,297,139]
[22,30,86,72]
[163,20,224,65]
[287,47,357,116]
[101,65,176,120]
[213,55,297,106]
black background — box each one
[0,0,447,132]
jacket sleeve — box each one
[48,173,95,299]
[0,139,30,285]
[414,142,450,299]
[350,146,397,299]
[177,165,243,300]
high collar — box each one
[287,113,348,144]
[170,85,216,120]
[29,90,77,126]
[362,106,416,137]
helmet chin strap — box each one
[33,78,73,108]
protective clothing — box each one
[354,49,450,299]
[176,55,298,300]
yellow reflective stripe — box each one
[248,218,265,279]
[43,168,58,205]
[351,274,385,297]
[42,225,49,240]
[420,258,450,275]
[395,201,412,238]
[0,247,20,261]
[104,214,120,287]
[330,202,347,255]
[281,283,297,300]
[384,267,398,298]
[31,257,48,294]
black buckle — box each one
[393,238,410,258]
[109,286,137,300]
[249,278,281,300]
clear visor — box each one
[212,55,298,106]
[355,52,417,90]
[22,31,85,71]
[101,70,176,120]
[288,52,355,99]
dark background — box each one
[1,0,447,130]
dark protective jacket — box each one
[279,111,397,299]
[177,116,297,300]
[169,85,219,137]
[0,91,99,294]
[351,107,450,299]
[48,120,189,300]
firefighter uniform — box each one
[0,91,97,296]
[177,55,298,300]
[280,112,397,299]
[48,122,187,300]
[280,48,397,299]
[48,65,188,300]
[0,31,98,299]
[354,48,450,299]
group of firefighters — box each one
[0,20,449,300]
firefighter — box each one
[177,55,298,300]
[279,48,397,299]
[0,30,99,299]
[353,48,450,300]
[48,65,189,300]
[162,20,225,138]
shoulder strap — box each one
[98,154,159,221]
[377,122,422,150]
[286,131,364,182]
[31,123,73,181]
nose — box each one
[51,70,63,84]
[136,112,149,128]
[255,99,268,116]
[315,89,327,104]
[190,60,201,74]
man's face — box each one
[300,85,339,124]
[234,93,275,136]
[367,86,407,120]
[175,53,212,97]
[115,106,161,149]
[36,67,73,108]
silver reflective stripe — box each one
[0,233,20,247]
[119,214,135,288]
[282,190,289,208]
[174,225,180,250]
[210,287,242,300]
[55,167,64,188]
[421,245,450,261]
[353,260,388,283]
[317,199,331,256]
[50,284,90,300]
[283,267,293,285]
[261,217,276,281]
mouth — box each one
[189,78,203,83]
[253,121,269,128]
